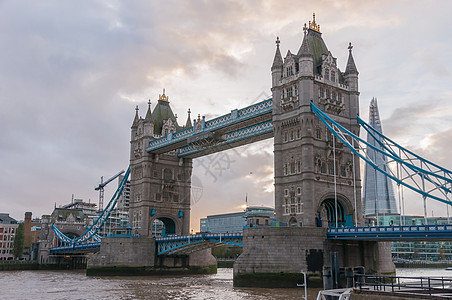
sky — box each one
[1,0,452,231]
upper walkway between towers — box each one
[146,98,273,158]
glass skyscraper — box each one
[363,98,398,217]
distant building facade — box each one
[23,212,41,259]
[390,215,452,261]
[200,206,275,233]
[0,213,18,260]
[117,175,130,211]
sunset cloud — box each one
[1,1,451,230]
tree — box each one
[12,223,24,259]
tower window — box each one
[287,87,293,98]
[315,127,321,139]
[286,65,294,77]
[331,71,336,82]
[325,69,330,81]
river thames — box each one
[0,268,451,299]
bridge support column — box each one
[326,240,395,275]
[233,227,327,288]
[86,237,217,275]
[86,236,155,276]
[188,249,217,274]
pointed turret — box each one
[271,37,283,71]
[298,25,313,58]
[185,108,192,128]
[344,42,359,94]
[345,42,359,75]
[145,99,153,122]
[299,23,314,77]
[132,105,139,128]
[271,37,283,88]
[143,99,154,137]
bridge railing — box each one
[328,225,452,234]
[156,232,243,242]
[356,273,452,296]
[49,242,101,254]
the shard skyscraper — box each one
[363,98,399,217]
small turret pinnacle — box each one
[298,31,313,57]
[345,42,358,75]
[132,105,139,127]
[185,108,192,128]
[145,99,153,122]
[308,13,321,33]
[159,88,169,102]
[271,36,283,70]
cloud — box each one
[1,0,452,225]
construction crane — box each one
[95,170,125,211]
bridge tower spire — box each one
[272,14,362,228]
[129,91,192,237]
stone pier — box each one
[87,236,217,276]
[234,227,327,288]
[233,227,395,288]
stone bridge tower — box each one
[271,14,363,228]
[129,90,192,237]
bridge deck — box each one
[328,225,452,241]
[49,225,452,254]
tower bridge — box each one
[41,14,452,288]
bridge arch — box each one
[288,217,299,227]
[318,193,354,228]
[150,216,177,237]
